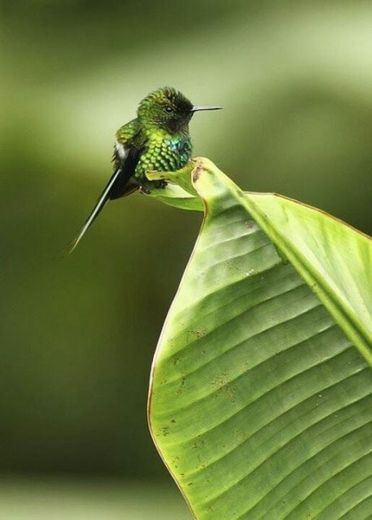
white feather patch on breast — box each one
[115,141,128,160]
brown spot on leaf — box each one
[161,426,170,437]
[192,163,203,183]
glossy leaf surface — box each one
[148,159,372,519]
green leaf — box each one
[148,159,372,519]
[147,183,202,212]
[146,162,203,212]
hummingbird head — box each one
[137,87,222,133]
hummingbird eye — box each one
[165,106,174,113]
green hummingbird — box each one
[69,86,222,252]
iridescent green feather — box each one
[70,87,220,251]
[115,109,193,182]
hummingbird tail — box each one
[68,167,124,254]
[108,174,139,199]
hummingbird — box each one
[69,86,222,252]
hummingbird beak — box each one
[191,105,223,112]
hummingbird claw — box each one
[140,179,167,194]
[156,179,168,189]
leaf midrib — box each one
[240,194,372,365]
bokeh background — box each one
[1,1,372,518]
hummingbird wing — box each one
[68,120,145,253]
[108,143,143,199]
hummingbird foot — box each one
[139,180,167,194]
[154,179,168,189]
[140,178,167,194]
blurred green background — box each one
[1,0,372,517]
